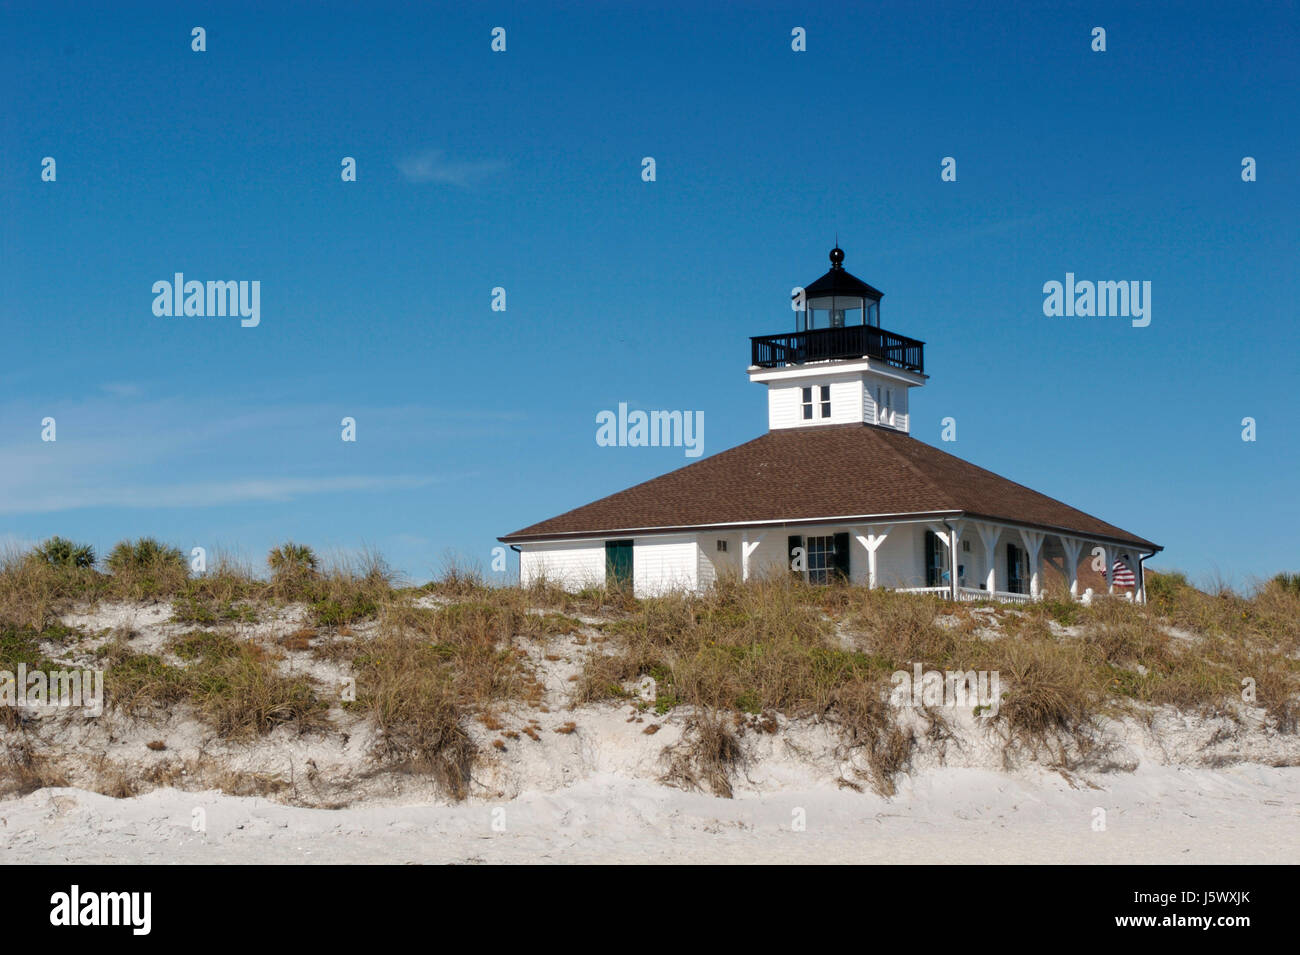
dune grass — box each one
[571,571,1300,792]
[1,536,1296,801]
[92,630,327,740]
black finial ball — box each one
[829,246,844,268]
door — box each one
[605,540,633,590]
[1006,544,1024,594]
[924,530,947,587]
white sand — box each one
[3,761,1296,864]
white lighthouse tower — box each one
[748,247,927,434]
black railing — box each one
[750,325,925,373]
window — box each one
[716,539,728,553]
[876,387,893,425]
[801,385,831,420]
[962,539,971,552]
[789,533,850,584]
[805,535,834,584]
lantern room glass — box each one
[803,295,879,331]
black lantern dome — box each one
[795,247,883,332]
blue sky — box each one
[2,0,1297,586]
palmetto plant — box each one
[106,538,185,574]
[101,537,188,599]
[268,542,319,578]
[31,536,96,569]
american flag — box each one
[1105,559,1136,587]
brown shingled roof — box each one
[500,423,1159,550]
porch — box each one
[700,516,1149,604]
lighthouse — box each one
[502,247,1159,602]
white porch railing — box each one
[891,585,1039,604]
[956,586,1035,604]
[890,586,1131,606]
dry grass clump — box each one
[517,573,641,617]
[380,598,553,708]
[577,578,917,794]
[170,593,259,625]
[95,641,191,717]
[994,639,1099,762]
[94,632,326,739]
[188,649,324,740]
[351,631,476,799]
[1090,573,1300,725]
[0,548,99,630]
[420,556,492,599]
[0,739,69,797]
[180,553,263,603]
[662,710,745,797]
[307,550,396,627]
[339,590,575,799]
[824,680,918,796]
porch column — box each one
[974,522,1000,594]
[741,530,765,583]
[1018,529,1046,598]
[1103,544,1117,595]
[1058,535,1084,598]
[1136,553,1148,605]
[853,525,893,589]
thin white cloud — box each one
[396,149,508,186]
[0,474,450,515]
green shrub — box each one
[30,536,95,570]
[268,541,318,588]
[170,595,258,625]
[104,538,188,598]
[311,594,378,627]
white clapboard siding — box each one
[697,532,740,587]
[633,535,697,596]
[862,373,910,432]
[767,376,864,430]
[519,540,605,591]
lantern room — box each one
[795,246,883,332]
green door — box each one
[605,540,633,590]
